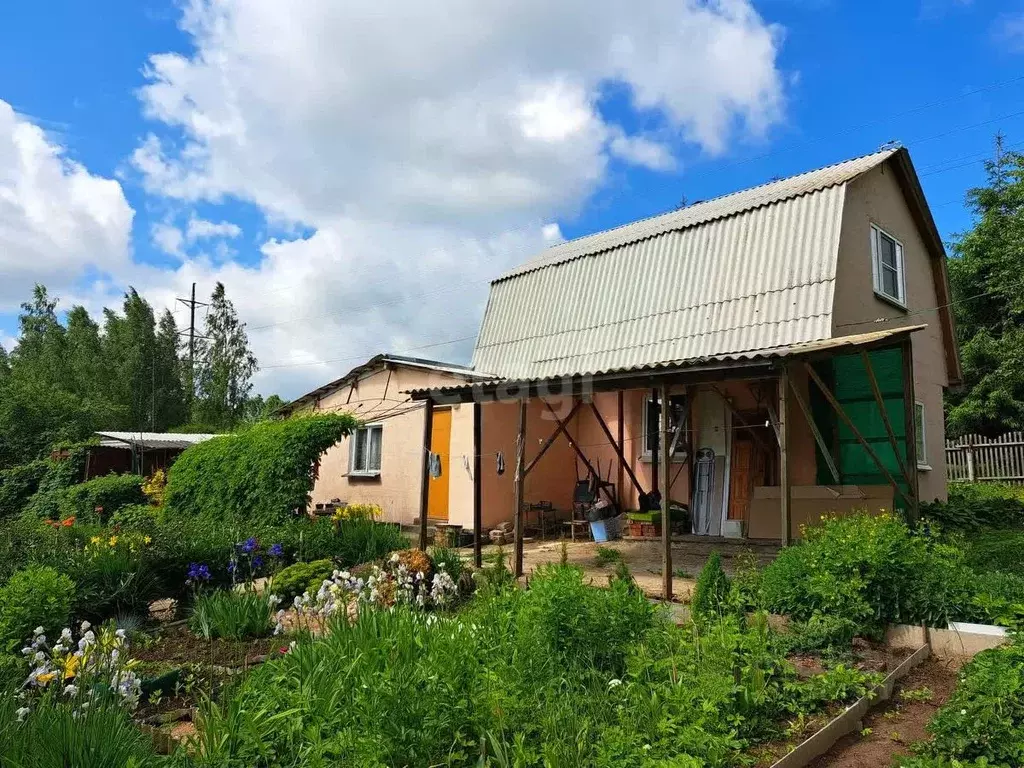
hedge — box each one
[164,414,358,525]
[0,460,48,518]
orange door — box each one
[728,437,753,521]
[427,407,452,521]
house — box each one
[408,147,961,590]
[83,431,217,479]
[277,354,494,525]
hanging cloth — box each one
[496,451,506,476]
[428,452,442,479]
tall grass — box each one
[189,589,276,640]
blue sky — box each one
[0,0,1022,398]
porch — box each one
[410,325,925,601]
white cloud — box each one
[151,222,184,258]
[0,100,134,311]
[994,13,1024,52]
[120,0,786,397]
[186,214,241,242]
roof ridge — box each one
[499,147,897,282]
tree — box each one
[946,137,1024,436]
[102,289,159,431]
[195,282,258,429]
[154,310,187,429]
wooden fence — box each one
[946,432,1024,484]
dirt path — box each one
[810,658,960,768]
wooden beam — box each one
[779,369,791,547]
[861,349,911,485]
[786,375,841,484]
[803,362,916,510]
[522,399,582,477]
[659,383,672,602]
[418,398,434,550]
[588,401,645,497]
[472,400,482,569]
[544,400,614,505]
[616,392,625,510]
[901,339,921,523]
[650,387,659,497]
[513,399,527,578]
[710,385,770,455]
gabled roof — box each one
[278,353,494,415]
[472,147,957,383]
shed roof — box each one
[472,148,909,382]
[94,432,218,450]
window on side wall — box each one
[915,401,928,469]
[349,424,383,476]
[642,394,688,458]
[870,224,906,307]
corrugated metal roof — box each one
[95,432,219,450]
[473,149,897,381]
[412,325,926,399]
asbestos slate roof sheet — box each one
[472,149,899,381]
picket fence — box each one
[946,432,1024,484]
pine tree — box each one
[102,288,159,430]
[946,136,1024,436]
[195,282,257,429]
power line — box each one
[258,334,478,370]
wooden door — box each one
[728,437,754,521]
[427,407,452,521]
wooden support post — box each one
[472,400,482,569]
[901,339,921,523]
[588,401,646,498]
[523,399,582,477]
[418,398,434,551]
[617,392,625,509]
[660,383,672,601]
[779,370,791,547]
[861,350,911,484]
[804,362,916,510]
[650,387,660,501]
[513,399,527,578]
[542,401,615,506]
[787,375,841,484]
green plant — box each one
[332,518,408,567]
[189,588,277,640]
[785,613,860,656]
[595,545,623,567]
[109,502,161,530]
[922,483,1024,531]
[429,545,465,582]
[62,473,146,523]
[915,640,1024,766]
[0,566,75,652]
[900,686,934,703]
[0,459,48,518]
[271,559,335,602]
[163,414,358,524]
[0,653,25,694]
[691,552,732,623]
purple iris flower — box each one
[268,543,284,558]
[240,536,259,554]
[252,555,265,570]
[186,563,211,583]
[227,559,237,574]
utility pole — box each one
[176,282,208,418]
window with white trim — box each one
[870,225,906,306]
[914,401,927,468]
[642,394,688,457]
[349,424,383,476]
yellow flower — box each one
[143,536,152,545]
[108,536,119,547]
[63,655,80,679]
[90,536,102,545]
[36,672,56,685]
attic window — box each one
[870,225,906,307]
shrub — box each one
[71,533,161,621]
[62,473,146,523]
[0,566,75,652]
[272,559,335,602]
[428,545,464,583]
[189,589,278,640]
[968,570,1024,629]
[921,483,1024,531]
[914,640,1024,766]
[760,513,973,635]
[0,460,48,518]
[333,518,408,567]
[164,414,358,524]
[108,502,160,530]
[691,552,732,623]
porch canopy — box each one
[408,324,925,598]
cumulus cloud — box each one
[186,214,241,242]
[0,100,134,311]
[123,0,786,397]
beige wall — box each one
[833,164,952,502]
[307,365,480,525]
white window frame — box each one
[348,423,383,477]
[914,401,929,470]
[641,394,688,460]
[870,224,907,308]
